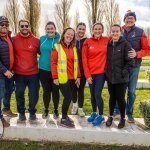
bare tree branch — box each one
[23,0,41,37]
[3,0,20,35]
[55,0,73,34]
[84,0,106,32]
[104,0,121,35]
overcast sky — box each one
[0,0,149,35]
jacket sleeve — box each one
[122,42,134,77]
[136,32,150,58]
[82,40,91,79]
[0,61,7,74]
[51,48,58,79]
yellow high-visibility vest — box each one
[54,43,78,84]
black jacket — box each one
[76,36,87,70]
[105,37,133,84]
[0,32,13,78]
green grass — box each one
[0,140,149,150]
[138,71,146,79]
[9,87,150,118]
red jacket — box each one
[12,32,40,75]
[51,41,80,80]
[136,32,150,58]
[82,36,109,79]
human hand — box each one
[4,70,13,78]
[75,78,80,88]
[87,77,93,84]
[53,79,59,85]
[128,48,136,58]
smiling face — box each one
[46,24,56,38]
[63,29,75,45]
[111,26,121,41]
[19,21,29,36]
[0,21,9,34]
[124,16,136,28]
[92,24,103,38]
[76,25,86,39]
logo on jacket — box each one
[89,46,94,49]
[28,45,33,49]
[131,32,136,38]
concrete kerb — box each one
[2,114,150,146]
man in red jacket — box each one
[13,19,40,121]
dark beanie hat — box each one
[0,16,9,23]
[123,10,136,21]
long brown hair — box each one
[60,27,75,46]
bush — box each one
[139,100,150,129]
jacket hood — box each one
[110,36,126,45]
[75,33,88,41]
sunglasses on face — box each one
[0,23,9,27]
[20,25,29,28]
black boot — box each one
[42,109,49,119]
[106,117,113,127]
[118,118,125,129]
[53,109,59,119]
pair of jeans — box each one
[114,67,140,116]
[39,69,60,111]
[3,77,15,112]
[15,74,40,115]
[59,80,75,119]
[0,78,5,119]
[72,70,86,108]
[89,73,105,115]
[108,82,127,119]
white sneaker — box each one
[78,108,85,117]
[71,103,78,115]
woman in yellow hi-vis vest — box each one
[51,27,80,128]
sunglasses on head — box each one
[20,25,29,28]
[0,23,9,27]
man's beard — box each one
[21,31,29,36]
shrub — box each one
[139,100,150,129]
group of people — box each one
[0,10,150,129]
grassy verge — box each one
[138,71,146,79]
[9,88,150,118]
[142,56,150,60]
[0,140,149,150]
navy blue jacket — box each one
[122,26,143,66]
[0,32,13,78]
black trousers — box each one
[72,70,86,108]
[39,69,60,111]
[59,80,75,119]
[107,82,127,119]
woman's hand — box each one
[87,77,93,84]
[75,78,80,88]
[53,79,59,85]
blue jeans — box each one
[114,67,140,116]
[126,66,140,116]
[89,74,105,115]
[15,74,40,115]
[0,79,5,119]
[3,77,15,112]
